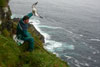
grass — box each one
[0,0,7,7]
[0,33,69,67]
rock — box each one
[0,0,12,37]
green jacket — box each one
[16,12,33,39]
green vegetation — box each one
[2,29,10,37]
[0,0,7,7]
[0,27,69,67]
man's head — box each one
[23,16,29,24]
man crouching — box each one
[16,2,42,52]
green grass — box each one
[0,35,20,67]
[0,34,69,67]
[0,0,7,7]
[0,20,69,67]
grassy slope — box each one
[0,30,69,67]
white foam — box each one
[29,19,43,34]
[94,60,97,62]
[75,64,81,67]
[82,42,88,46]
[89,39,100,41]
[42,33,51,40]
[88,57,92,60]
[93,52,96,54]
[64,55,72,59]
[63,29,73,34]
[80,62,89,67]
[29,19,52,43]
[53,52,60,57]
[85,63,89,67]
[71,38,76,43]
[79,34,83,37]
[74,60,80,64]
[63,44,75,50]
[28,19,75,56]
[29,19,40,25]
[29,19,66,53]
[89,46,93,49]
[38,25,62,29]
[44,40,62,52]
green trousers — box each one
[20,30,34,52]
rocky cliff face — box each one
[0,0,13,36]
[28,24,45,43]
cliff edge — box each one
[0,0,69,67]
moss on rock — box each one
[0,0,8,7]
[2,28,10,37]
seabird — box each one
[32,2,43,18]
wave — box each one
[38,25,62,29]
[37,24,74,34]
[29,19,40,24]
[29,19,75,53]
[64,53,91,67]
[44,40,63,52]
[89,39,100,42]
[29,19,64,52]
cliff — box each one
[0,0,12,37]
[0,0,69,67]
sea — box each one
[9,0,100,67]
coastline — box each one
[0,0,69,66]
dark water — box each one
[9,0,100,67]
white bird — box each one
[32,2,43,18]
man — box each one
[16,2,42,52]
[16,13,34,52]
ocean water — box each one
[9,0,100,67]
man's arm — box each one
[19,12,33,23]
[26,12,33,19]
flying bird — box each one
[32,2,43,18]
